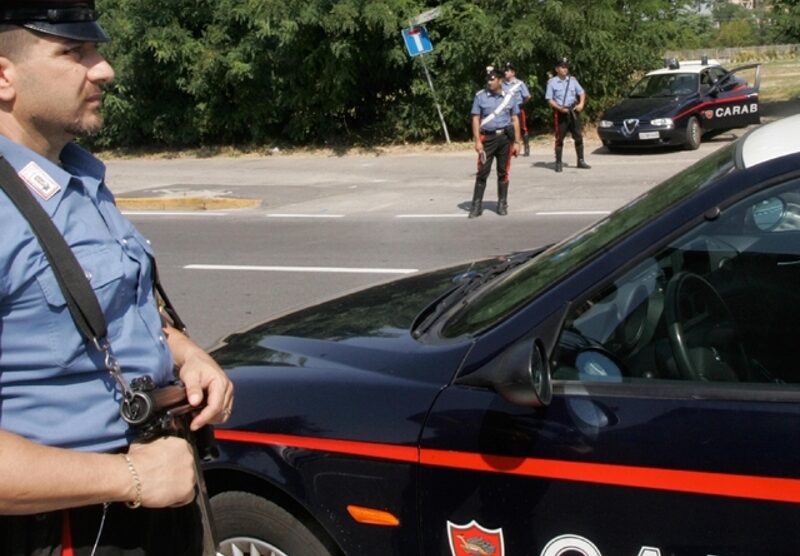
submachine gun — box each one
[120,374,221,556]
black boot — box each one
[576,143,591,169]
[468,183,485,218]
[555,148,563,173]
[468,201,483,218]
[522,134,530,157]
[497,181,508,216]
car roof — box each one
[740,114,800,168]
[646,60,722,76]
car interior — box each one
[553,176,800,386]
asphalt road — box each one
[111,133,748,348]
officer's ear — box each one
[0,56,16,103]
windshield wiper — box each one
[411,246,550,338]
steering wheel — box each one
[664,272,750,381]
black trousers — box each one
[475,129,513,192]
[554,109,584,149]
[0,503,202,556]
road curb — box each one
[116,196,261,211]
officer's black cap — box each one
[485,68,503,82]
[0,0,110,43]
[556,57,570,68]
[504,62,516,72]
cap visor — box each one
[23,21,110,43]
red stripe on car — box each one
[216,429,800,503]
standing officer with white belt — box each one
[503,62,531,157]
[469,67,521,218]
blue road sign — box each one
[402,26,433,57]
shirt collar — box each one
[0,136,106,217]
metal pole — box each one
[418,53,451,144]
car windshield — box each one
[629,73,699,97]
[440,143,736,339]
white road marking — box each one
[396,214,469,218]
[267,213,345,218]
[122,211,230,216]
[185,264,418,275]
[535,211,610,216]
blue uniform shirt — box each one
[545,75,585,108]
[0,136,173,452]
[471,88,520,132]
[502,78,530,107]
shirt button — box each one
[121,239,129,246]
[158,334,165,343]
[84,271,93,281]
[146,239,151,245]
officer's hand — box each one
[167,325,234,431]
[474,141,483,154]
[178,347,234,431]
[512,143,520,157]
[125,437,196,507]
[574,105,583,113]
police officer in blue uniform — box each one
[469,67,522,218]
[0,2,233,553]
[545,57,591,172]
[503,62,532,157]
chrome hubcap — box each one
[218,537,289,556]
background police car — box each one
[598,59,761,150]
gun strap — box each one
[559,76,572,109]
[0,156,107,346]
[0,156,187,342]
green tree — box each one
[766,0,800,43]
[92,0,709,149]
[716,18,758,46]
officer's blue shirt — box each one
[502,78,530,107]
[0,136,173,452]
[545,75,585,107]
[471,88,520,132]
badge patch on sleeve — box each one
[18,161,61,201]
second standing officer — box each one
[545,57,591,172]
[469,68,521,218]
[503,62,532,156]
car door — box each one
[703,64,761,131]
[417,175,800,556]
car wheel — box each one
[213,491,333,556]
[684,116,701,150]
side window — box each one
[700,70,715,94]
[553,177,800,385]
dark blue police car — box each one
[598,58,761,151]
[206,114,800,556]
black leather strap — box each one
[0,156,107,345]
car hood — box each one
[210,259,499,442]
[211,257,498,370]
[603,96,688,121]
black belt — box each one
[481,127,511,135]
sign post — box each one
[401,7,450,144]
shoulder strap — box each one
[0,156,108,346]
[480,90,515,128]
[560,76,572,107]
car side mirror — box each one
[456,336,552,407]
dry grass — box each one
[759,59,800,102]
